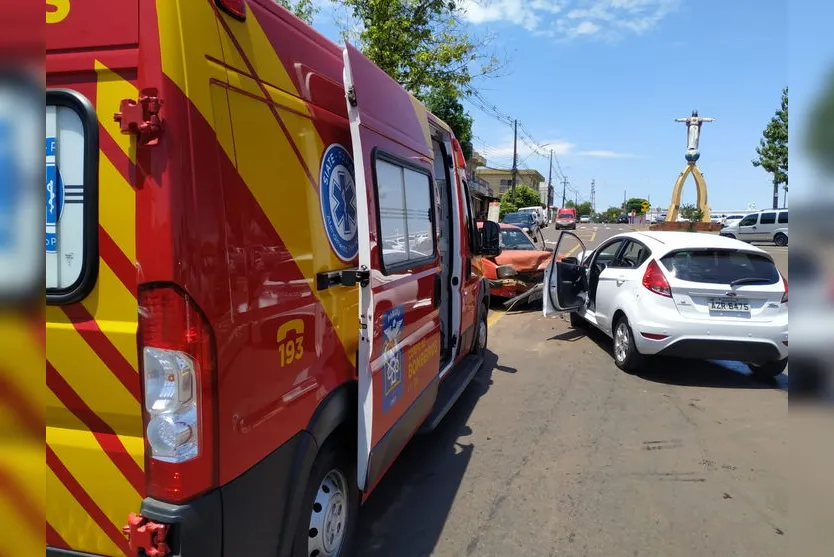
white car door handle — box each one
[616,275,626,285]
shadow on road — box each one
[564,321,788,391]
[354,349,509,556]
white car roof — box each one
[616,231,769,256]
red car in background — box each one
[476,222,554,298]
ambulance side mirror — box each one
[480,221,501,257]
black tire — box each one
[774,233,788,247]
[749,358,788,379]
[612,316,646,373]
[474,303,488,355]
[569,311,584,328]
[291,435,359,557]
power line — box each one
[465,91,566,182]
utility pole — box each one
[547,150,553,210]
[510,119,518,202]
[772,177,779,210]
[560,176,569,208]
[590,179,596,214]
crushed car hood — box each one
[494,250,553,271]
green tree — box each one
[625,197,649,214]
[565,200,576,209]
[342,0,501,98]
[602,206,622,223]
[752,87,788,209]
[341,0,502,161]
[679,203,704,223]
[805,74,834,176]
[499,185,540,219]
[274,0,318,24]
[575,201,593,217]
[423,87,473,159]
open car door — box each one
[543,231,588,316]
[343,44,442,493]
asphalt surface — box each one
[355,224,788,557]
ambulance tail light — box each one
[451,138,467,169]
[139,284,217,504]
[215,0,246,20]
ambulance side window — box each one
[45,90,100,305]
[373,152,436,272]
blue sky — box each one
[312,0,793,212]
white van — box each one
[519,206,548,226]
[720,209,788,245]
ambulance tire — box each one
[292,434,359,557]
[474,302,488,355]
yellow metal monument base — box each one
[665,162,711,223]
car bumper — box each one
[488,278,539,298]
[630,314,788,363]
[553,222,575,229]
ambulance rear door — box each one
[342,43,442,492]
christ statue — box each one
[675,110,715,151]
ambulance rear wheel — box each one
[293,435,359,557]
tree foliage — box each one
[679,203,704,223]
[805,75,834,175]
[625,197,649,214]
[341,0,503,160]
[423,87,473,159]
[342,0,500,97]
[752,87,788,187]
[575,201,593,217]
[498,185,541,219]
[601,206,622,223]
[273,0,318,24]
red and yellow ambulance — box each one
[45,1,501,555]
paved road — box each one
[354,223,788,557]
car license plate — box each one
[709,298,750,312]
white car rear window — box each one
[660,250,780,285]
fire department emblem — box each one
[45,135,64,254]
[320,144,358,262]
[381,305,405,413]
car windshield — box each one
[557,213,573,219]
[500,228,537,250]
[503,213,531,224]
[660,249,780,285]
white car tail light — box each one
[642,259,672,298]
[139,285,217,503]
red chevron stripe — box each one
[47,446,131,556]
[98,224,137,295]
[61,303,141,402]
[0,374,43,438]
[47,361,144,495]
[46,522,68,548]
[0,464,43,536]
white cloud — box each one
[476,137,576,162]
[577,149,641,158]
[460,0,680,40]
[458,0,545,31]
[476,139,640,162]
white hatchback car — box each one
[543,231,789,378]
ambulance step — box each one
[419,354,484,433]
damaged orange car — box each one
[476,222,555,299]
